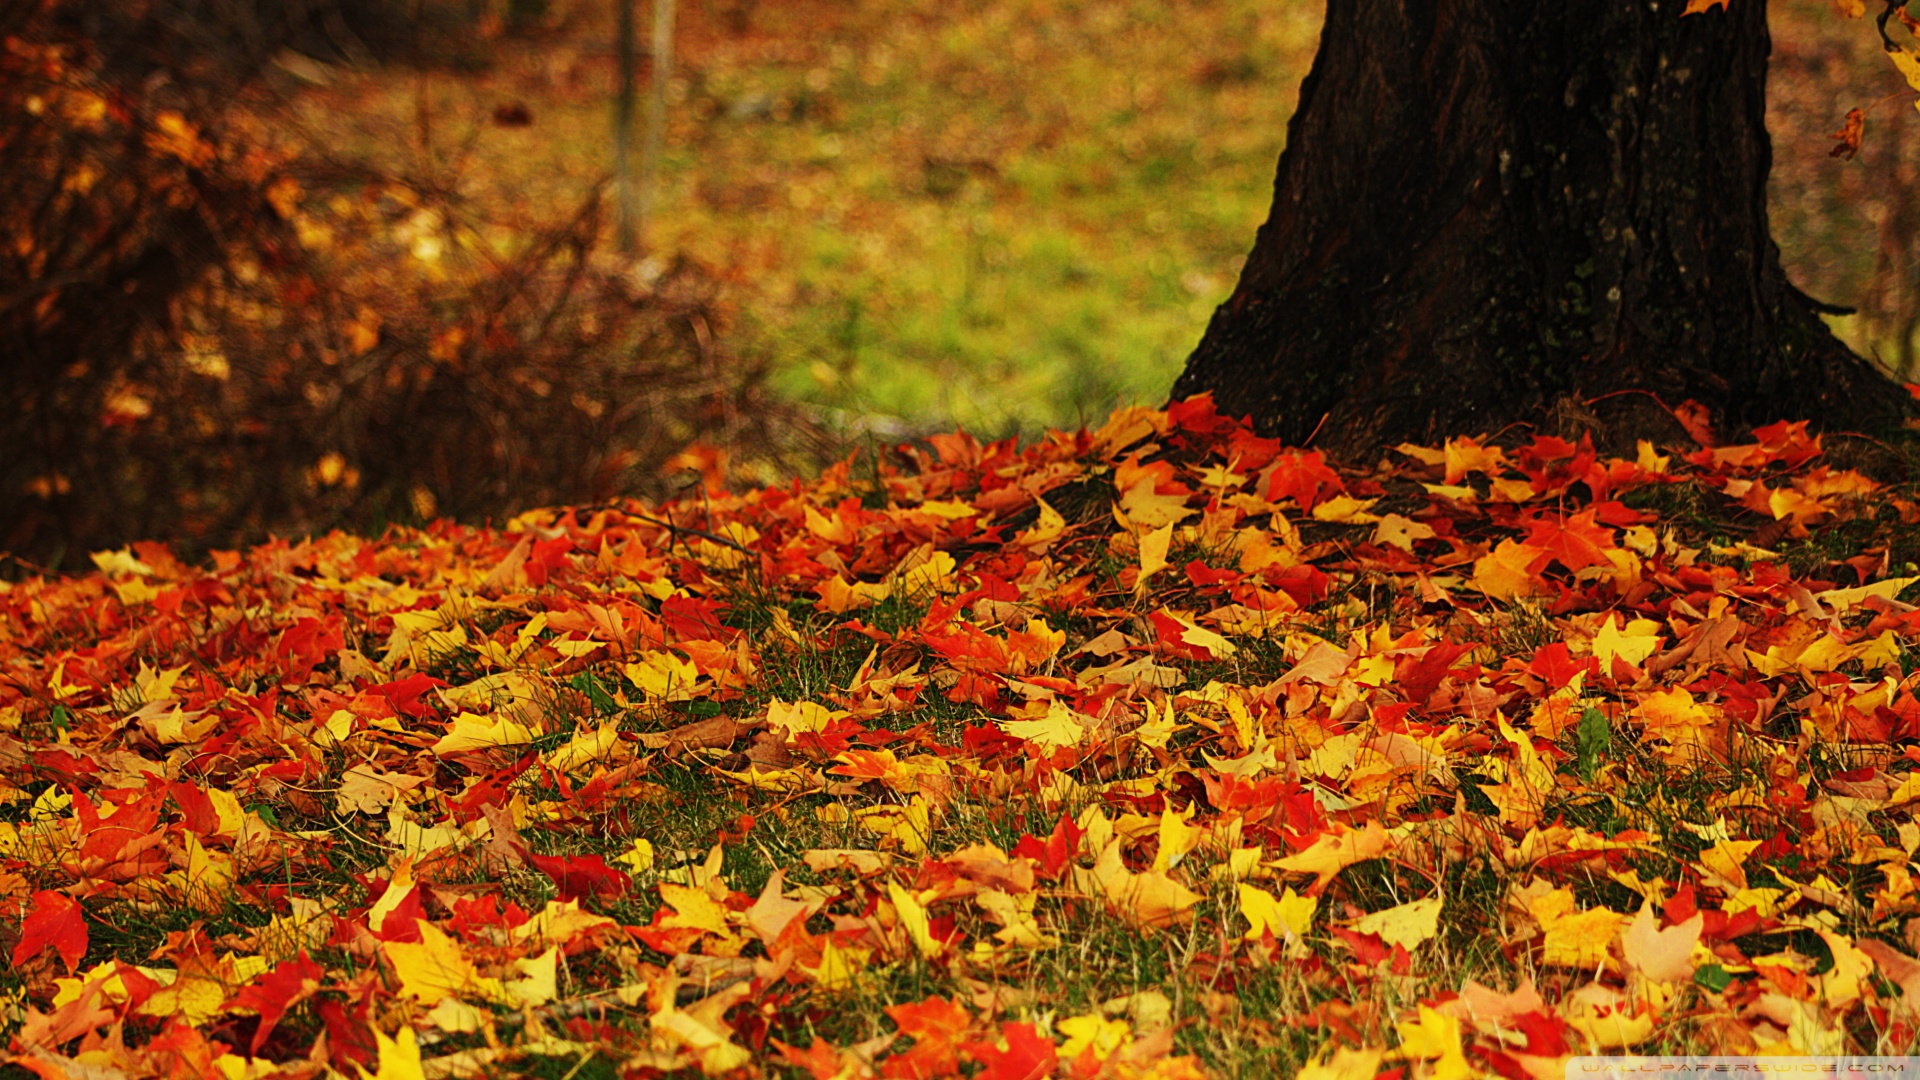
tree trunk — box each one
[1173,0,1910,455]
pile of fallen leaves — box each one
[5,395,1920,1078]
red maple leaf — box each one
[1523,509,1615,572]
[13,890,87,974]
[965,1021,1057,1080]
[1012,813,1084,880]
[774,1038,845,1080]
[275,616,345,681]
[882,995,973,1078]
[523,535,577,586]
[520,849,630,904]
[366,672,448,719]
[661,595,732,642]
[227,952,325,1053]
[1263,451,1344,511]
[1394,641,1476,708]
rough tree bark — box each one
[1172,0,1911,455]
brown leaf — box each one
[745,869,816,945]
[638,715,745,757]
[479,801,529,874]
[1437,978,1549,1031]
[1859,937,1920,1012]
[1620,904,1703,984]
[479,532,533,593]
[1829,108,1865,161]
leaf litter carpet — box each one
[5,397,1920,1077]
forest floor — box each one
[273,0,1920,441]
[277,0,1319,439]
[8,399,1920,1077]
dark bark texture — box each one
[1174,0,1910,455]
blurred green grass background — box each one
[290,0,1920,442]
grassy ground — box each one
[282,0,1312,437]
[280,0,1920,441]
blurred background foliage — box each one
[3,0,1914,568]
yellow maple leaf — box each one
[513,899,620,951]
[652,997,754,1075]
[431,711,537,756]
[744,869,815,945]
[1859,629,1903,668]
[893,548,958,597]
[1697,839,1762,892]
[1767,486,1829,523]
[142,706,220,746]
[1393,1006,1473,1080]
[174,830,233,914]
[1422,482,1478,501]
[999,698,1091,751]
[90,547,155,577]
[1020,497,1068,550]
[1590,614,1663,671]
[1472,540,1549,601]
[1299,1046,1385,1080]
[1117,477,1194,528]
[1443,437,1509,484]
[887,882,944,959]
[1238,883,1316,942]
[1058,1013,1132,1061]
[1817,928,1873,1008]
[542,720,623,773]
[1529,887,1625,969]
[385,807,473,859]
[1156,608,1238,659]
[131,661,188,704]
[1817,575,1920,613]
[715,763,819,794]
[624,651,702,701]
[854,795,934,855]
[1311,495,1380,524]
[138,956,256,1026]
[1271,821,1393,893]
[614,838,656,874]
[355,1025,426,1080]
[503,948,557,1008]
[1079,839,1202,929]
[1136,522,1173,593]
[367,860,420,933]
[1634,686,1715,747]
[767,699,847,742]
[1371,514,1436,553]
[1109,867,1202,930]
[1873,45,1920,101]
[976,887,1057,948]
[816,574,890,613]
[1560,983,1655,1048]
[1350,896,1443,950]
[382,921,506,1004]
[1794,633,1859,673]
[804,940,871,990]
[1152,803,1204,872]
[914,499,979,520]
[1480,716,1557,830]
[657,883,733,937]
